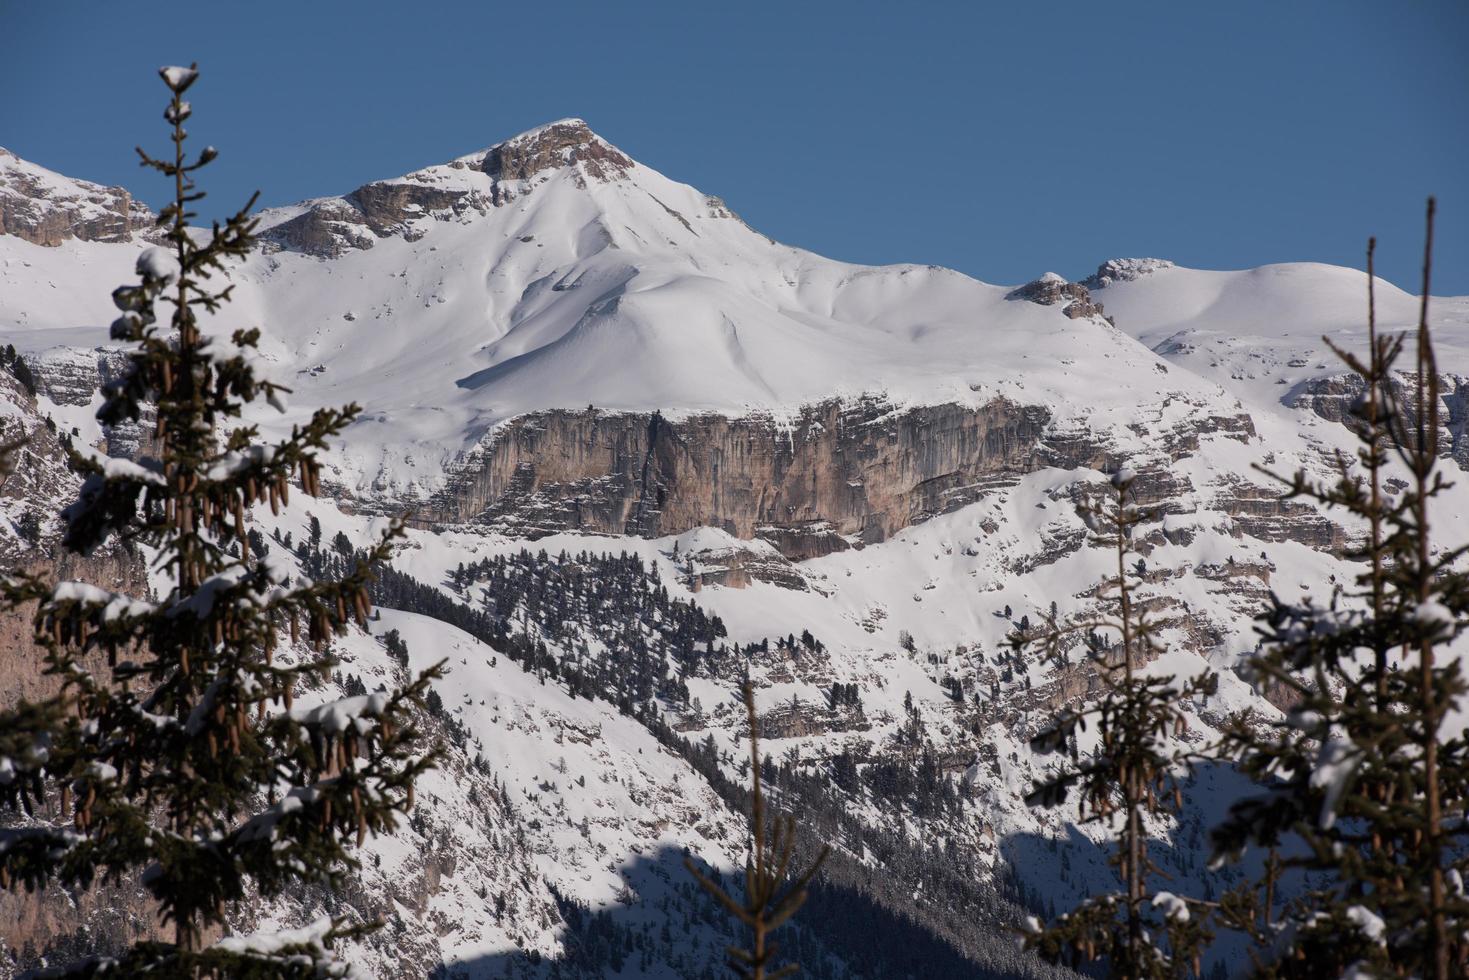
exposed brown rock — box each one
[1215,477,1348,551]
[263,120,630,257]
[0,148,153,246]
[1006,273,1113,324]
[424,397,1052,557]
[263,180,492,258]
[480,119,631,185]
[758,699,870,739]
[683,541,808,591]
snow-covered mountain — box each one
[1,119,1467,978]
[9,118,1458,501]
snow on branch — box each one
[210,916,356,977]
[46,582,158,622]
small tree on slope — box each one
[1015,470,1217,979]
[1211,200,1469,979]
[0,65,442,976]
[686,682,830,980]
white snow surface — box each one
[1093,259,1469,417]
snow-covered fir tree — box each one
[0,65,442,976]
[1212,204,1469,979]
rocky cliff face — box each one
[390,392,1346,573]
[26,346,153,458]
[423,397,1053,556]
[479,118,631,186]
[0,148,153,246]
[11,345,1342,580]
[1290,370,1469,471]
[0,364,165,970]
[1082,257,1175,289]
[263,181,493,257]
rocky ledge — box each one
[1083,257,1175,289]
[478,118,632,188]
[1289,371,1469,472]
[1006,272,1112,323]
[0,148,154,246]
[396,394,1318,567]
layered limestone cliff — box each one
[0,148,153,246]
[424,397,1054,556]
[26,346,153,458]
[1289,370,1469,471]
[401,393,1333,571]
[11,347,1351,580]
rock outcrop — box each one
[263,181,493,257]
[1215,477,1348,551]
[424,397,1053,557]
[1289,371,1469,471]
[479,118,631,186]
[26,346,153,458]
[401,392,1320,561]
[1006,272,1112,322]
[0,148,153,246]
[681,539,810,591]
[1083,257,1175,290]
[264,119,630,257]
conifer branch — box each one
[1211,198,1469,978]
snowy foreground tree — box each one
[1014,471,1217,979]
[1017,204,1468,979]
[0,65,441,976]
[1212,201,1469,979]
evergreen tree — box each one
[0,65,442,976]
[686,683,829,979]
[9,355,37,397]
[1015,468,1216,978]
[1211,202,1469,978]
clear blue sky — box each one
[4,1,1466,293]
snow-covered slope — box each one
[273,605,755,978]
[4,121,1464,505]
[1088,257,1469,414]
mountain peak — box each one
[259,117,641,256]
[475,117,632,184]
[501,117,592,142]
